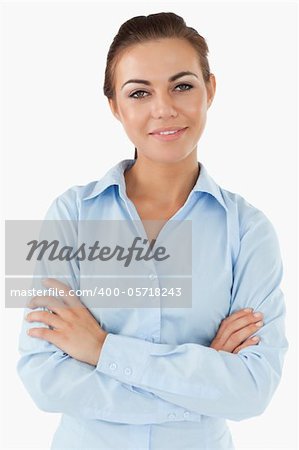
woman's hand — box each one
[210,308,264,354]
[25,278,108,366]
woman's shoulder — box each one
[219,185,279,241]
[200,163,274,235]
[44,179,101,221]
[46,159,129,218]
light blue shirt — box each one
[17,158,288,450]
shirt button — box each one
[168,413,176,420]
[149,273,157,280]
[109,362,118,371]
[124,367,132,376]
[183,411,190,419]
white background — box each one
[1,1,298,449]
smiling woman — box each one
[105,32,215,167]
[16,11,288,450]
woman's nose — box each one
[151,92,178,119]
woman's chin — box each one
[141,150,191,164]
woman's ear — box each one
[206,73,216,108]
[108,98,120,121]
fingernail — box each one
[252,336,259,342]
[253,312,263,318]
[256,321,263,327]
[244,308,253,312]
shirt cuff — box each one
[96,333,157,384]
[96,333,203,423]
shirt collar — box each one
[83,159,227,212]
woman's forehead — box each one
[117,38,198,64]
[114,39,202,85]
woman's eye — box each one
[129,90,148,99]
[174,83,193,91]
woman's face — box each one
[108,37,216,163]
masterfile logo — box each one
[5,219,192,308]
[25,236,170,267]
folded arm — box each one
[96,208,289,421]
[17,190,202,424]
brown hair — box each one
[103,12,212,160]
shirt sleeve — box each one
[96,207,289,421]
[16,190,202,425]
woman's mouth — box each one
[149,127,188,141]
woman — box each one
[17,12,288,450]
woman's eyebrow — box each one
[121,71,199,90]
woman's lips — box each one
[149,127,188,141]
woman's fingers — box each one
[210,309,264,352]
[221,315,263,349]
[218,309,253,330]
[221,311,261,337]
[224,320,263,352]
[232,336,260,354]
[27,295,67,313]
[26,310,65,330]
[42,278,83,308]
[26,279,86,322]
[215,309,252,339]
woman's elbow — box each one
[16,354,59,413]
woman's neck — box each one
[124,152,200,205]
